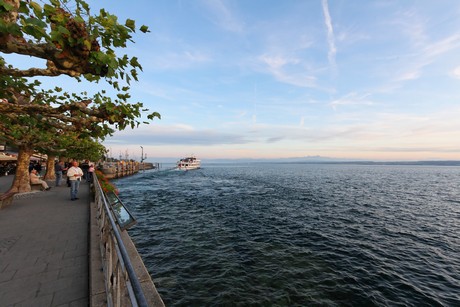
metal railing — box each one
[93,174,149,307]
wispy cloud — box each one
[336,25,370,45]
[423,33,460,58]
[133,82,174,101]
[200,0,244,33]
[105,124,251,146]
[389,9,460,84]
[451,66,460,79]
[299,116,305,127]
[393,67,423,82]
[144,50,211,70]
[391,33,460,83]
[260,55,298,69]
[329,92,375,110]
[321,0,337,73]
[394,8,428,48]
[258,54,317,88]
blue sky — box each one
[12,1,460,161]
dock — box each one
[0,175,90,306]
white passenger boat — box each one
[176,156,201,170]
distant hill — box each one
[332,160,460,166]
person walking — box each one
[80,160,89,181]
[67,161,83,201]
[54,161,67,187]
[87,164,95,183]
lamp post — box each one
[140,146,145,171]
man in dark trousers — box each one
[54,161,67,187]
[80,160,90,181]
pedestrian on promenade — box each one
[54,161,67,187]
[87,164,95,183]
[30,169,51,191]
[65,161,71,187]
[67,161,83,201]
[81,160,89,181]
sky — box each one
[10,1,460,161]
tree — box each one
[41,133,106,181]
[0,0,160,193]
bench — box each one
[0,191,17,209]
[31,183,44,191]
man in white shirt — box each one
[66,161,83,201]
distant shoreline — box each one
[272,160,460,166]
[199,160,460,166]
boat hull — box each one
[176,165,200,171]
[176,156,201,170]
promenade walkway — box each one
[0,175,90,306]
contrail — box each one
[322,0,337,72]
[252,83,258,124]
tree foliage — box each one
[0,0,160,193]
[1,0,148,81]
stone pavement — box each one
[0,175,90,306]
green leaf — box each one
[147,112,161,120]
[129,57,140,68]
[0,1,15,12]
[81,1,90,13]
[125,19,135,31]
[74,16,85,24]
[18,1,29,14]
[57,25,70,35]
[83,39,92,50]
[51,12,66,23]
[0,20,7,32]
[6,23,22,37]
[139,25,149,33]
[22,25,45,39]
[24,17,47,29]
[43,4,56,16]
[29,1,42,16]
[50,31,62,45]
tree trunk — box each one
[44,155,56,181]
[8,147,33,193]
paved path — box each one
[0,175,90,306]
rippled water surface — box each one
[114,163,460,306]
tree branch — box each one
[0,63,81,77]
[0,38,105,76]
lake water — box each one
[113,163,460,306]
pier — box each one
[0,174,164,306]
[100,161,159,179]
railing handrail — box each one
[94,174,149,307]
